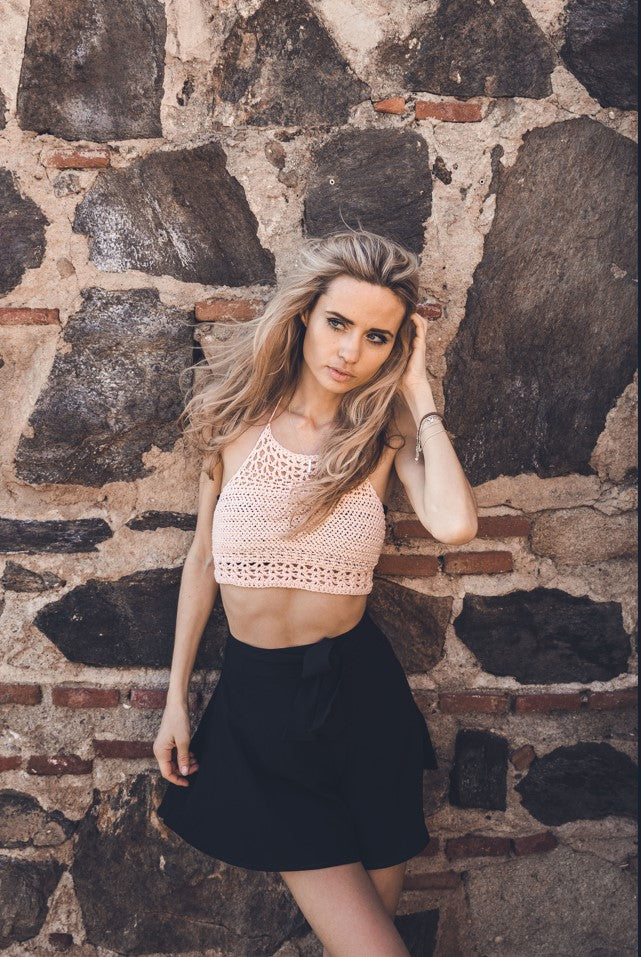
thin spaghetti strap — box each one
[267,397,281,424]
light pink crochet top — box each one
[211,407,386,595]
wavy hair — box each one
[178,227,420,537]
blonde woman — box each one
[154,228,477,956]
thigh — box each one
[279,862,410,957]
[365,861,408,917]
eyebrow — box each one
[325,310,395,338]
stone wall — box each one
[0,1,637,955]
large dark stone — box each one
[454,587,631,684]
[0,518,112,553]
[450,729,508,810]
[212,0,369,126]
[14,289,193,487]
[0,856,64,948]
[34,567,229,668]
[73,142,275,285]
[305,128,432,254]
[16,0,166,141]
[367,578,450,673]
[515,742,638,825]
[443,117,638,484]
[0,89,6,129]
[377,0,554,98]
[0,790,76,848]
[0,168,48,295]
[561,0,638,110]
[72,775,307,955]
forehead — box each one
[321,275,406,330]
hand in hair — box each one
[397,312,432,404]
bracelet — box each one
[415,412,445,461]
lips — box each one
[327,366,355,380]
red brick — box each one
[416,302,443,319]
[27,754,93,775]
[442,551,513,574]
[93,739,154,758]
[0,308,60,326]
[195,298,264,322]
[446,834,511,860]
[129,687,198,710]
[587,688,637,710]
[373,96,405,114]
[439,692,510,714]
[52,685,120,708]
[403,870,461,890]
[514,692,582,713]
[374,554,439,577]
[42,147,111,169]
[510,744,536,770]
[513,831,558,856]
[0,755,21,772]
[476,515,532,538]
[0,683,42,705]
[416,100,483,122]
[392,520,436,541]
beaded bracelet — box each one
[415,412,445,461]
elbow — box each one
[427,516,478,546]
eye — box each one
[327,316,343,330]
[367,332,388,345]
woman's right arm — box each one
[153,455,223,787]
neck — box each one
[286,367,342,429]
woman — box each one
[154,228,477,956]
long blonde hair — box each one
[178,228,420,537]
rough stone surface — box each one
[0,790,76,848]
[465,845,637,956]
[0,168,48,296]
[126,510,197,531]
[72,775,308,955]
[367,578,450,673]
[515,742,638,825]
[304,128,432,254]
[16,0,166,141]
[0,89,6,129]
[531,507,637,564]
[377,0,555,98]
[1,561,66,592]
[0,518,112,553]
[0,855,64,948]
[212,0,369,127]
[73,142,276,285]
[561,0,638,110]
[449,729,508,810]
[443,117,637,485]
[454,587,631,683]
[14,289,194,487]
[34,567,229,668]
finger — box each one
[157,757,189,786]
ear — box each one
[300,309,309,328]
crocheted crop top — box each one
[211,407,386,595]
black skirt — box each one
[156,608,439,872]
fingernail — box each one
[181,766,188,774]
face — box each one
[300,275,406,392]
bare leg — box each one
[280,861,410,957]
[319,862,408,957]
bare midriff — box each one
[218,582,368,648]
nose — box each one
[338,332,361,364]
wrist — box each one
[404,385,437,424]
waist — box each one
[224,607,373,659]
[219,583,369,648]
